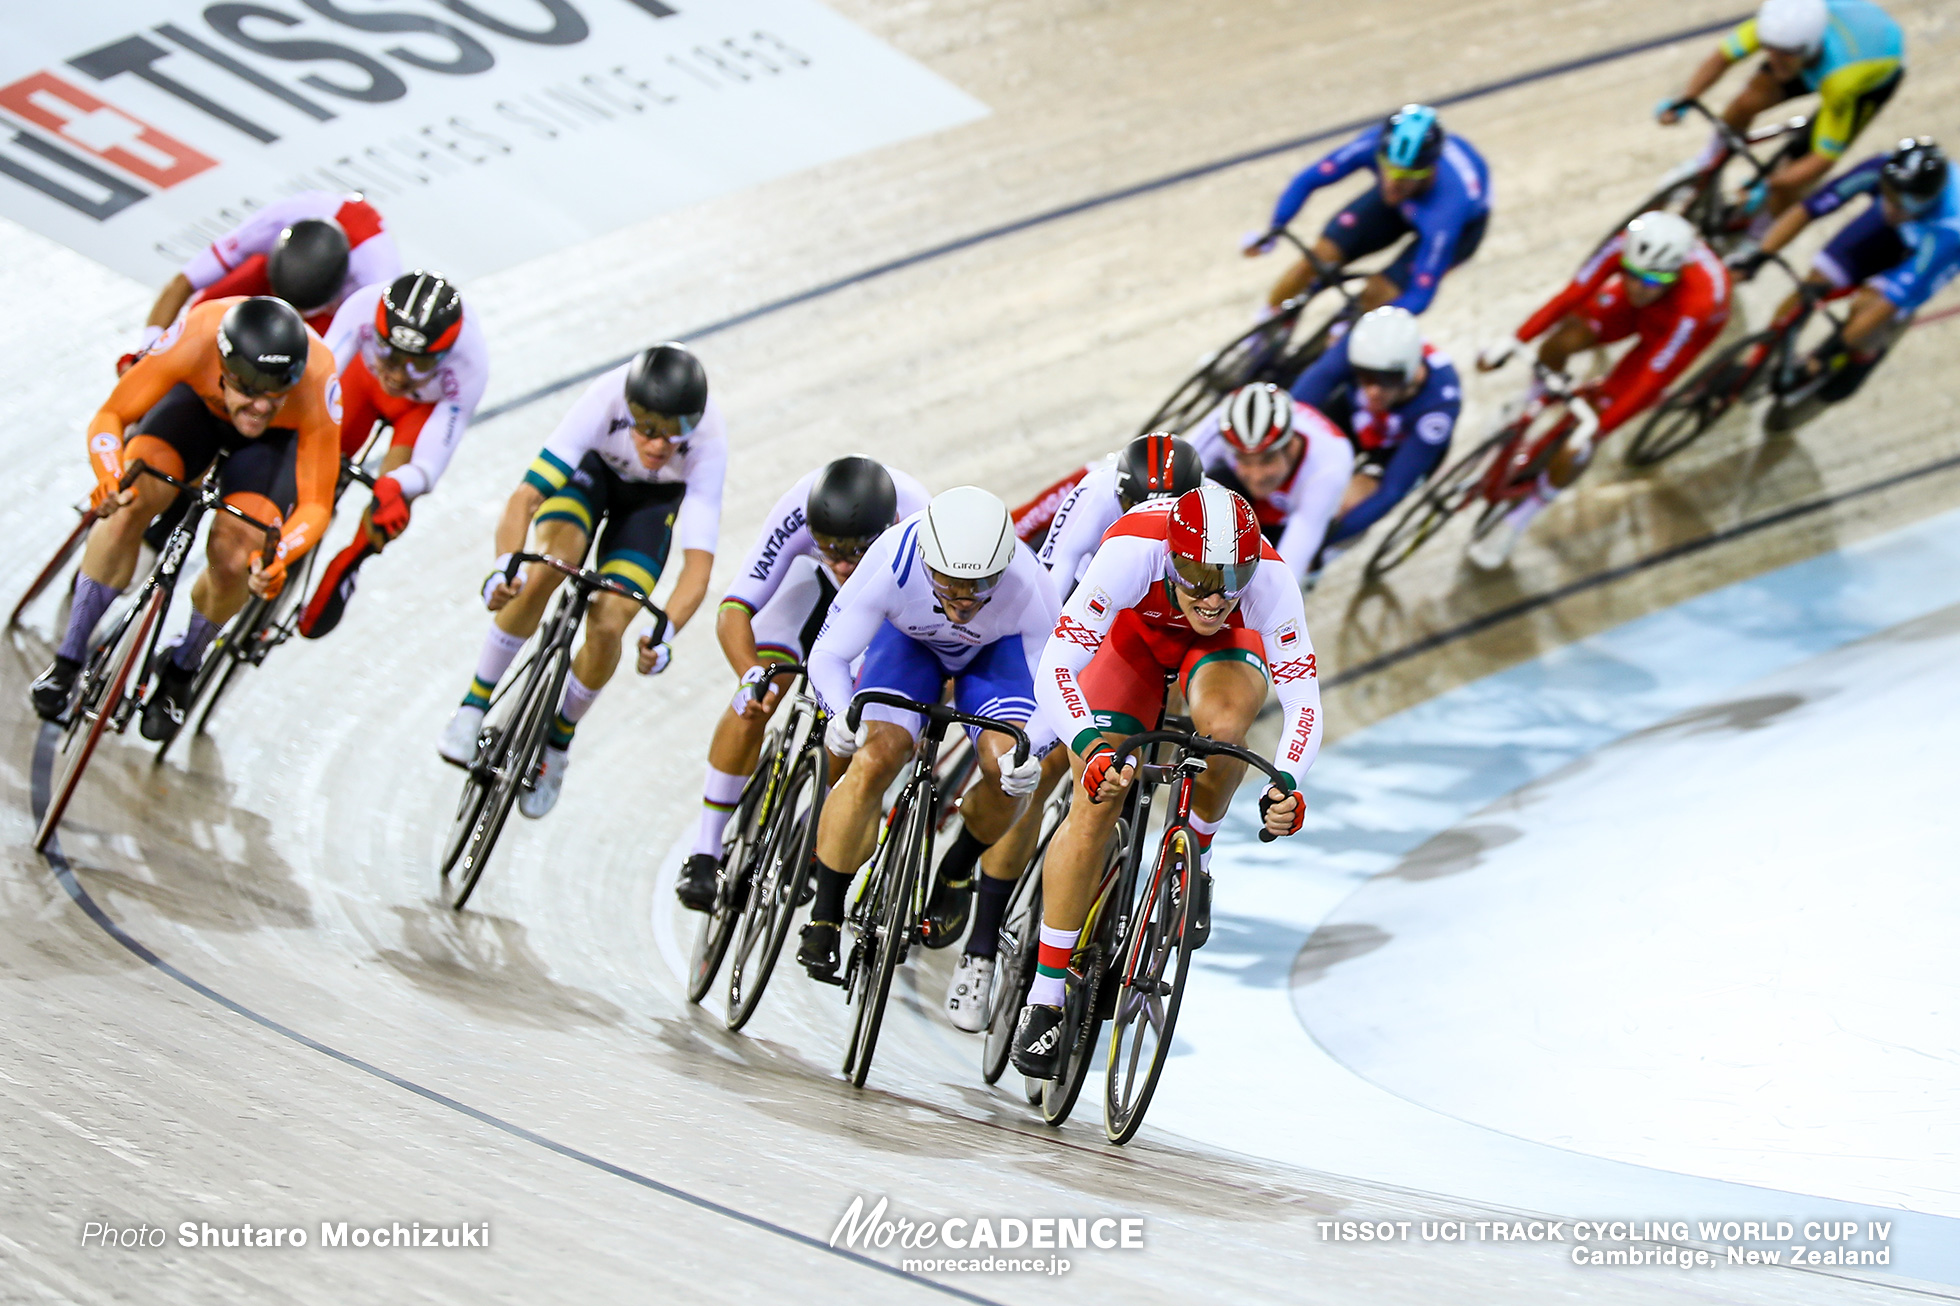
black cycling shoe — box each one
[1010,1003,1066,1080]
[139,657,197,742]
[30,655,81,722]
[676,853,719,913]
[797,921,840,983]
[922,870,972,951]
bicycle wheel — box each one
[1362,425,1513,578]
[438,721,498,880]
[1138,313,1296,436]
[843,791,926,1088]
[981,856,1044,1084]
[688,756,772,1005]
[156,598,264,763]
[10,514,89,628]
[35,587,166,850]
[1040,823,1126,1126]
[1624,331,1774,467]
[727,747,826,1032]
[1105,824,1199,1144]
[1267,298,1359,389]
[447,653,558,911]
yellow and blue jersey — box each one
[1721,0,1904,158]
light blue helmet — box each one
[1378,104,1443,172]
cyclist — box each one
[1472,212,1732,568]
[1290,306,1462,557]
[676,456,929,911]
[297,271,490,638]
[794,487,1055,983]
[30,298,341,736]
[1738,136,1957,406]
[1245,104,1491,318]
[130,192,400,366]
[1010,484,1320,1078]
[1038,433,1205,594]
[1187,384,1354,585]
[1658,0,1905,221]
[436,344,725,817]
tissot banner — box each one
[0,1,987,282]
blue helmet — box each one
[1377,104,1444,172]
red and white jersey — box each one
[182,191,401,314]
[1034,500,1323,784]
[323,283,491,500]
[1187,400,1354,584]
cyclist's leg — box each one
[1180,635,1270,860]
[1366,209,1486,313]
[1267,187,1405,309]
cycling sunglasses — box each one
[1352,366,1410,390]
[1377,161,1436,184]
[813,530,879,564]
[1881,182,1939,217]
[1621,262,1680,288]
[925,564,1002,603]
[380,344,447,380]
[1167,554,1256,600]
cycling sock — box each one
[1029,924,1080,1007]
[935,826,990,888]
[463,626,526,709]
[810,858,853,928]
[1692,132,1724,173]
[171,611,221,670]
[693,766,747,859]
[1189,810,1221,871]
[57,576,122,664]
[547,670,602,749]
[965,873,1016,960]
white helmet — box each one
[1621,211,1698,279]
[1219,383,1296,455]
[918,486,1016,586]
[1756,0,1827,56]
[1347,306,1426,382]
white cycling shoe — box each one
[944,953,996,1033]
[519,745,568,819]
[438,704,486,767]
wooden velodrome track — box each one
[3,1,1957,1301]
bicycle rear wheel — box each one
[1138,313,1297,436]
[981,857,1044,1084]
[843,792,925,1088]
[35,587,166,850]
[727,747,826,1032]
[688,757,772,1004]
[1363,425,1512,579]
[1105,825,1199,1144]
[10,514,89,628]
[1624,331,1773,467]
[447,657,556,911]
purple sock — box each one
[57,576,121,663]
[171,612,221,669]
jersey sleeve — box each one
[1873,224,1960,312]
[1035,534,1156,756]
[1392,201,1466,315]
[1270,129,1377,230]
[323,285,373,372]
[1288,335,1350,411]
[525,372,616,496]
[394,319,489,501]
[1273,422,1354,579]
[86,303,220,490]
[1718,17,1760,63]
[1243,563,1321,788]
[278,342,344,566]
[345,228,402,294]
[1805,156,1883,218]
[1038,468,1120,593]
[722,474,815,616]
[1517,235,1622,342]
[673,425,728,557]
[807,525,906,716]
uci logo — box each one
[389,324,427,352]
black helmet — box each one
[624,343,707,430]
[1881,137,1948,212]
[217,296,309,395]
[807,456,898,546]
[267,219,349,313]
[1116,433,1203,511]
[378,270,464,355]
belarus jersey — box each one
[807,508,1060,721]
[183,192,400,329]
[722,465,930,618]
[1035,501,1322,784]
[523,362,729,557]
[1187,400,1355,582]
[324,283,490,501]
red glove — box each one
[1082,743,1123,804]
[370,475,410,539]
[116,352,140,377]
[1258,786,1305,837]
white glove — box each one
[639,638,674,676]
[730,665,770,714]
[824,714,861,758]
[481,552,516,608]
[1240,228,1278,256]
[998,749,1042,797]
[1477,335,1521,371]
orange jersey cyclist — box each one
[1011,485,1320,1078]
[437,344,725,818]
[31,298,341,738]
[299,272,490,638]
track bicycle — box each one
[33,457,279,850]
[1624,251,1873,464]
[1363,365,1598,578]
[1611,98,1811,258]
[979,779,1072,1086]
[440,551,669,911]
[1138,231,1378,437]
[7,504,91,629]
[681,663,829,1029]
[833,689,1030,1089]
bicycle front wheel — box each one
[36,587,166,850]
[1139,314,1296,436]
[843,792,925,1088]
[1624,331,1773,467]
[1040,820,1125,1127]
[1362,426,1511,579]
[1104,824,1200,1144]
[727,747,826,1032]
[981,856,1044,1085]
[447,661,555,911]
[688,756,773,1005]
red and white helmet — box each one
[1165,485,1261,597]
[1219,384,1295,455]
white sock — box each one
[1189,810,1222,872]
[693,766,748,859]
[464,625,527,707]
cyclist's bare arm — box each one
[146,273,195,330]
[663,549,713,633]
